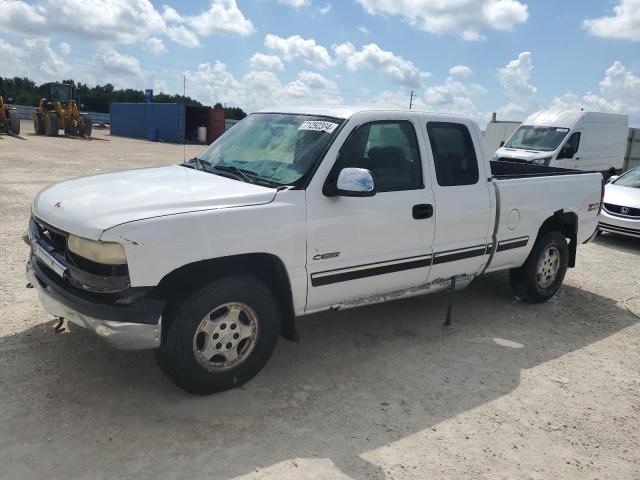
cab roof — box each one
[257,105,472,123]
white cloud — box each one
[0,0,47,34]
[52,0,166,44]
[277,0,310,6]
[0,0,254,54]
[550,61,640,125]
[449,65,472,77]
[166,25,201,47]
[358,26,369,34]
[98,49,143,77]
[185,61,343,110]
[145,37,167,55]
[496,51,537,117]
[265,34,333,69]
[319,3,332,15]
[423,77,488,123]
[250,53,285,71]
[333,42,427,88]
[162,5,184,23]
[187,0,255,37]
[0,37,69,83]
[58,42,72,55]
[355,0,528,41]
[583,0,640,42]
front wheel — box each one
[81,115,92,137]
[9,114,20,135]
[156,275,281,395]
[509,231,569,303]
[44,112,59,136]
[32,112,45,135]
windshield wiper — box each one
[211,165,257,184]
[182,157,211,171]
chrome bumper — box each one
[27,261,162,350]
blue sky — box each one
[1,0,639,125]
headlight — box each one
[67,234,127,265]
[532,157,552,166]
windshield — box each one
[195,113,343,187]
[505,125,570,152]
[614,168,640,188]
[49,85,71,103]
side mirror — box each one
[560,144,575,159]
[325,168,376,197]
[499,140,505,147]
[607,175,619,184]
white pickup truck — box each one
[26,107,603,394]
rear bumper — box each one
[27,259,163,350]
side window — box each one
[427,122,479,187]
[334,121,423,192]
[566,132,581,152]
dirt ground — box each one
[0,120,639,480]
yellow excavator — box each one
[32,82,92,137]
[0,78,21,135]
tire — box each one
[156,275,281,395]
[32,112,45,135]
[509,231,569,303]
[82,115,92,137]
[44,112,59,136]
[9,114,20,135]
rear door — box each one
[305,112,436,310]
[422,120,493,281]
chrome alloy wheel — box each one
[536,246,560,289]
[192,302,259,371]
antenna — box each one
[409,90,414,110]
[183,75,186,163]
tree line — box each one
[1,77,247,120]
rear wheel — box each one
[44,112,59,136]
[9,114,20,135]
[509,231,569,303]
[156,275,281,395]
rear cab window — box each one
[426,122,479,186]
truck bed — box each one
[490,160,598,179]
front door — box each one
[305,112,436,311]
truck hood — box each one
[605,184,640,209]
[32,164,277,239]
[495,148,548,161]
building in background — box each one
[484,112,521,156]
[110,103,225,144]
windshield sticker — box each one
[556,128,569,132]
[298,121,339,133]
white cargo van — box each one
[494,109,628,175]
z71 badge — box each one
[313,252,340,261]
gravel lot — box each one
[1,120,638,479]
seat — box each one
[367,146,413,190]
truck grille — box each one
[603,203,640,218]
[31,216,67,251]
[30,216,128,278]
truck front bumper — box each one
[27,259,163,350]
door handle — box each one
[413,204,433,219]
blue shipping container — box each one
[110,103,186,143]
